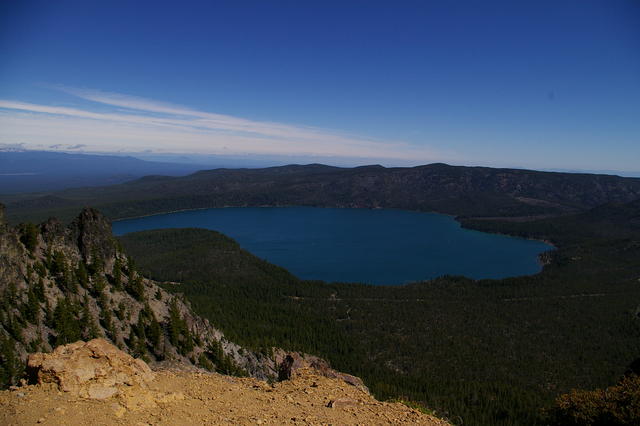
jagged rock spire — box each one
[69,207,116,265]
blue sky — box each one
[1,0,639,173]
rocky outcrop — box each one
[69,207,116,266]
[27,339,154,399]
[9,340,426,424]
[0,207,276,388]
[274,349,369,394]
[1,359,450,425]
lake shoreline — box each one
[112,204,556,250]
[112,205,552,285]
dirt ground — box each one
[0,368,448,425]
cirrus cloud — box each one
[0,87,443,162]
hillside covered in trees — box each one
[4,163,640,224]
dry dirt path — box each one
[0,368,448,425]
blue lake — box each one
[112,207,552,285]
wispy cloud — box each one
[0,87,441,162]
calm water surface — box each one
[112,207,552,285]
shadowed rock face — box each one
[27,339,155,400]
[69,207,116,265]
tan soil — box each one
[0,368,448,425]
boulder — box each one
[274,350,369,394]
[27,339,154,399]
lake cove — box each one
[112,207,552,285]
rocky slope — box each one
[0,203,277,384]
[1,339,448,425]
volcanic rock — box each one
[27,339,154,399]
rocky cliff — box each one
[0,205,274,385]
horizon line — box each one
[2,145,639,178]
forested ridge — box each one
[5,163,640,224]
[119,199,640,425]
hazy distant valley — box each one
[0,150,211,193]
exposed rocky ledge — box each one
[27,339,154,400]
[2,339,449,425]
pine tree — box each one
[52,298,81,345]
[24,288,40,324]
[33,261,46,278]
[100,305,114,339]
[19,223,38,252]
[4,312,23,343]
[52,252,78,293]
[44,298,54,328]
[76,262,89,289]
[127,276,145,301]
[112,257,123,291]
[0,334,24,389]
[167,298,182,347]
[182,327,194,354]
[147,313,162,347]
[198,353,214,371]
[137,316,147,354]
[127,328,137,352]
[204,339,246,376]
[87,248,103,276]
[63,265,78,293]
[80,297,100,340]
[127,256,135,279]
[92,276,106,297]
[34,277,45,302]
[50,251,66,275]
[45,249,53,270]
[115,302,126,321]
[6,281,17,304]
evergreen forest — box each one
[118,199,640,425]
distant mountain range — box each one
[0,150,210,194]
[3,162,640,224]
